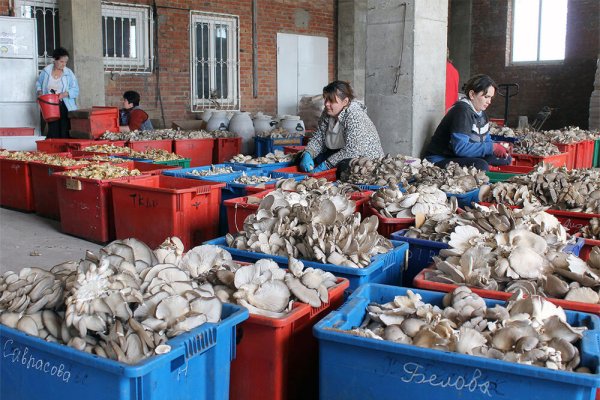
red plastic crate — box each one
[127,139,173,153]
[173,138,214,167]
[30,159,89,220]
[283,145,306,154]
[577,236,600,261]
[230,277,350,400]
[0,127,35,136]
[575,139,595,169]
[273,165,337,181]
[36,139,73,153]
[364,204,415,238]
[213,137,241,163]
[552,143,577,169]
[69,106,119,139]
[489,118,505,126]
[55,164,148,243]
[414,268,600,314]
[111,175,225,249]
[487,165,534,173]
[0,158,35,212]
[546,209,600,235]
[511,152,569,168]
[130,161,180,176]
[65,139,109,151]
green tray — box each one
[154,158,191,168]
[593,138,600,167]
[485,171,520,183]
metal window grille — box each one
[190,12,240,110]
[16,0,59,69]
[101,2,153,73]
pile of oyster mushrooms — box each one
[129,148,184,161]
[274,177,361,197]
[512,131,561,156]
[480,163,600,213]
[489,123,519,139]
[545,126,597,144]
[256,127,304,138]
[580,218,600,239]
[0,151,88,167]
[226,187,393,268]
[369,185,457,219]
[187,165,236,177]
[100,128,228,141]
[233,173,276,185]
[342,154,421,187]
[423,204,600,304]
[0,238,343,364]
[341,287,589,372]
[229,150,294,164]
[412,160,489,194]
[62,163,142,179]
[82,144,132,154]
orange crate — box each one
[55,162,148,243]
[552,143,577,169]
[127,139,173,153]
[230,277,349,400]
[364,204,414,238]
[575,139,595,169]
[0,158,35,212]
[30,159,89,219]
[414,268,600,314]
[69,106,119,139]
[511,152,569,168]
[111,175,225,249]
[213,137,241,163]
[173,138,214,167]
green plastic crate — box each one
[593,138,600,167]
[154,158,191,168]
[485,171,520,183]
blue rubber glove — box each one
[299,152,314,172]
[312,161,329,173]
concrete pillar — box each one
[363,0,448,157]
[338,0,367,100]
[590,56,600,130]
[448,0,472,89]
[58,0,105,108]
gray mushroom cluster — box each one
[581,218,600,239]
[233,173,277,185]
[100,128,235,141]
[256,127,303,138]
[341,287,588,372]
[423,204,600,305]
[226,188,393,268]
[341,154,421,187]
[480,163,600,213]
[229,150,294,164]
[545,126,598,144]
[369,185,457,218]
[512,131,562,156]
[186,165,236,177]
[412,160,489,194]
[489,123,518,138]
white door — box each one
[277,33,328,116]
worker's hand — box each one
[493,143,508,158]
[299,152,314,172]
[312,162,329,173]
[58,91,68,100]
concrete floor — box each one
[0,207,101,274]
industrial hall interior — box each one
[0,0,599,399]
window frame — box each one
[190,11,240,111]
[510,0,567,65]
[101,1,154,73]
[15,0,60,69]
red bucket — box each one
[38,94,61,122]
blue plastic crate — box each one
[314,284,600,400]
[161,164,252,181]
[204,236,408,292]
[224,161,294,172]
[490,134,520,143]
[445,186,482,208]
[254,136,304,157]
[0,304,249,400]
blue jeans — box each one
[434,155,512,171]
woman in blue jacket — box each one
[36,47,79,138]
[424,74,510,171]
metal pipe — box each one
[252,0,258,98]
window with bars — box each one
[190,12,239,110]
[511,0,568,63]
[16,0,59,69]
[102,2,153,72]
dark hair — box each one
[123,91,141,107]
[52,47,69,60]
[464,74,498,99]
[323,80,355,104]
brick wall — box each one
[470,0,599,129]
[104,0,336,127]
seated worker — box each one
[119,90,153,132]
[424,74,511,171]
[299,80,384,173]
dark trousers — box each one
[434,155,512,171]
[46,101,70,139]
